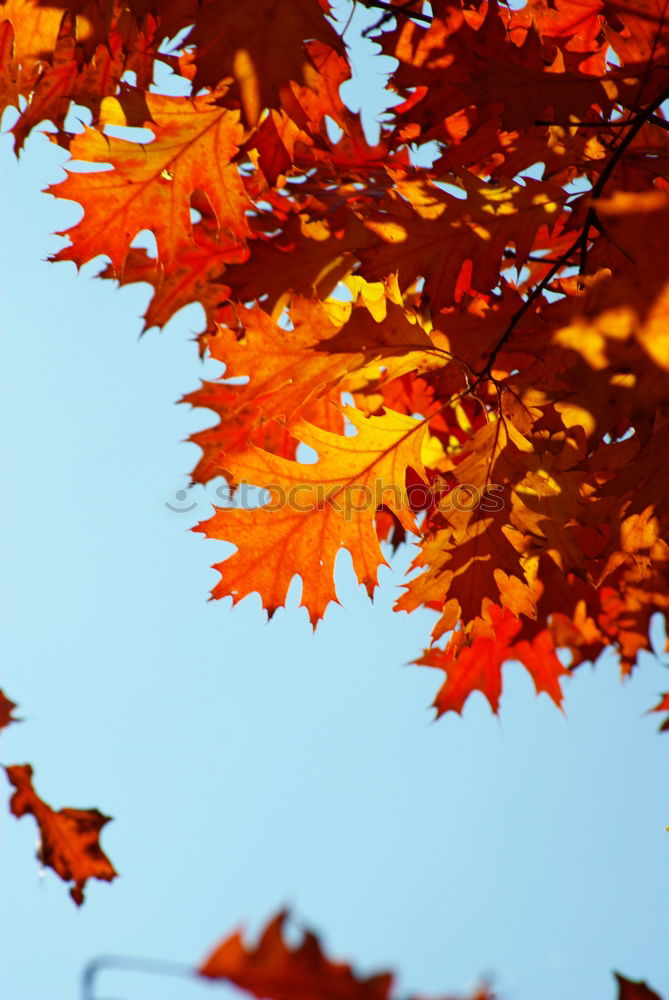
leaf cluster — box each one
[1,0,668,988]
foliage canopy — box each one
[1,0,668,992]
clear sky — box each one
[1,6,668,1000]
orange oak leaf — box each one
[192,300,357,420]
[10,53,77,150]
[415,601,568,716]
[99,222,249,334]
[523,0,608,64]
[198,910,496,1000]
[593,559,669,675]
[0,0,69,75]
[185,386,345,485]
[184,291,444,484]
[196,406,427,624]
[5,763,117,905]
[51,90,251,274]
[181,300,359,482]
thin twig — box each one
[534,112,669,129]
[359,0,432,30]
[503,251,565,264]
[82,954,198,1000]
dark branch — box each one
[359,0,432,29]
[473,84,669,381]
[503,251,566,264]
[534,113,669,130]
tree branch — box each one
[534,114,669,130]
[359,0,432,29]
[473,84,669,380]
[82,955,197,1000]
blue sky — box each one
[1,6,669,999]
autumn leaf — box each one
[184,0,346,126]
[199,911,393,1000]
[1,0,69,74]
[183,289,446,483]
[196,406,427,624]
[5,763,117,905]
[615,973,665,1000]
[198,910,496,1000]
[191,299,355,423]
[51,90,251,274]
[251,108,314,186]
[0,690,19,732]
[0,0,166,150]
[99,219,249,334]
[0,20,21,114]
[415,601,568,716]
[185,386,345,486]
[604,0,669,71]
